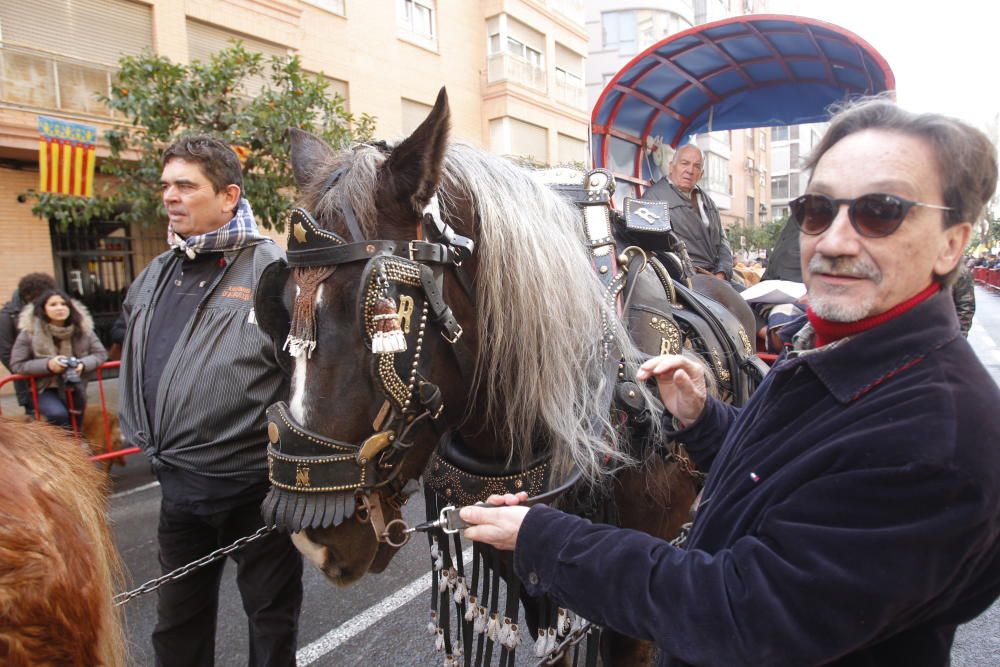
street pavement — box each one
[87,284,1000,664]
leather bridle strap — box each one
[287,239,397,267]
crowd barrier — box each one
[0,361,141,464]
[972,266,1000,289]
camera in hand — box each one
[59,356,82,385]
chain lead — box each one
[113,525,276,606]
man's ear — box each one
[934,222,972,277]
[223,184,242,215]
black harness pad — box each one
[253,259,292,374]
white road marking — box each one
[110,480,159,499]
[296,547,474,665]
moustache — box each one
[808,255,881,282]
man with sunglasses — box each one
[461,99,1000,667]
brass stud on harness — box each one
[267,422,280,444]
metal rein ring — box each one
[382,518,411,548]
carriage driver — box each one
[642,143,734,282]
[461,99,1000,667]
[118,135,302,666]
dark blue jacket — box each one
[515,289,1000,666]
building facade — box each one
[584,0,772,233]
[0,0,589,366]
[769,122,827,221]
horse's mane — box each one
[301,141,662,484]
[0,418,125,666]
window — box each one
[758,131,766,150]
[304,0,345,15]
[602,11,636,54]
[486,16,546,92]
[704,152,729,195]
[774,205,789,220]
[746,196,756,225]
[771,175,789,200]
[790,143,800,169]
[506,37,542,68]
[789,175,801,198]
[398,0,436,46]
[771,126,789,141]
[694,0,707,24]
[791,125,800,141]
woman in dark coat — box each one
[9,289,107,427]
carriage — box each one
[253,14,894,667]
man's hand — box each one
[714,272,726,280]
[636,354,707,426]
[460,492,529,551]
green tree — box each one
[26,43,375,231]
[727,217,786,255]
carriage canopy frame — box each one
[591,14,895,197]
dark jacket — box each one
[642,179,733,279]
[118,242,287,481]
[515,289,1000,667]
[9,301,108,397]
[0,291,29,405]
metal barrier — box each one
[0,361,141,464]
[972,266,1000,289]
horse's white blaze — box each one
[291,531,329,571]
[290,356,308,422]
[289,284,324,423]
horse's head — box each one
[256,89,485,584]
[259,87,653,585]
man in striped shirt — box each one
[119,135,301,667]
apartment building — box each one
[584,0,772,230]
[0,0,589,352]
[769,122,827,221]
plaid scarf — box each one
[168,198,271,259]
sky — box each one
[770,0,1000,132]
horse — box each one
[255,88,763,665]
[0,417,125,666]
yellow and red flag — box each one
[38,116,97,197]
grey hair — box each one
[669,143,703,165]
[299,141,662,485]
[807,96,997,228]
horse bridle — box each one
[261,163,476,544]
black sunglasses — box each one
[789,193,954,238]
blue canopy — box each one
[591,14,894,195]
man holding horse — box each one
[462,99,1000,666]
[118,135,302,666]
[642,144,733,282]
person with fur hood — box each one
[9,289,106,427]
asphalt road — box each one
[106,285,1000,666]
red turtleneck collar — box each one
[807,283,941,347]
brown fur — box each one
[0,418,125,666]
[81,405,125,470]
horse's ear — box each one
[288,127,336,189]
[385,87,450,212]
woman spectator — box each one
[10,289,106,427]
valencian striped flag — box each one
[38,116,97,197]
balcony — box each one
[487,52,546,94]
[0,44,117,118]
[553,77,586,111]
